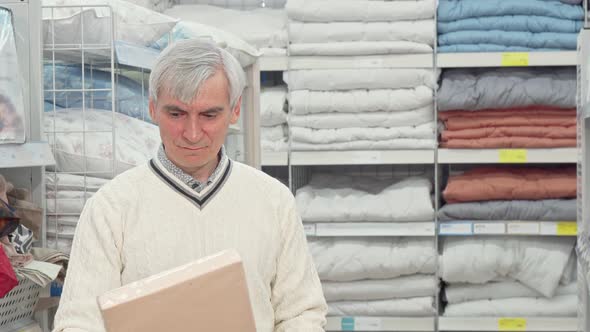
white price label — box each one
[507,222,539,235]
[439,223,472,235]
[351,151,382,164]
[355,317,382,330]
[473,223,505,234]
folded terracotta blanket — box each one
[443,166,576,203]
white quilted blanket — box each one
[290,87,433,115]
[323,274,437,301]
[309,237,436,281]
[285,69,437,91]
[443,295,577,317]
[289,41,433,56]
[261,125,286,142]
[296,174,434,222]
[441,237,575,297]
[291,138,436,151]
[445,282,576,304]
[261,86,287,126]
[328,297,435,317]
[291,122,435,144]
[286,0,435,22]
[289,20,434,45]
[289,106,433,129]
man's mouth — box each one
[181,146,206,151]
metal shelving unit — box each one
[291,150,435,166]
[437,148,577,164]
[437,51,577,68]
[326,317,435,332]
[0,1,53,331]
[439,317,577,332]
[305,222,436,237]
[577,27,590,332]
[439,221,577,237]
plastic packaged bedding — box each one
[0,7,25,144]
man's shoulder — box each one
[92,163,153,200]
[230,161,292,198]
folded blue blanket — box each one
[438,30,578,50]
[438,16,582,34]
[438,45,561,52]
[438,0,583,22]
[43,64,150,122]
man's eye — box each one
[170,112,182,118]
[202,113,216,118]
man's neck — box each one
[190,154,221,183]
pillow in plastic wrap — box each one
[151,20,260,67]
[43,64,150,122]
[44,109,160,178]
[0,8,25,144]
[42,0,178,47]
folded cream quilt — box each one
[262,140,288,152]
[285,69,437,91]
[46,191,93,215]
[443,295,576,317]
[438,108,576,131]
[291,122,435,144]
[437,199,577,221]
[261,86,288,126]
[296,174,434,222]
[291,139,436,151]
[323,274,437,301]
[437,67,576,111]
[443,166,576,203]
[445,281,576,304]
[309,237,436,281]
[289,41,433,55]
[328,297,435,317]
[290,87,433,115]
[441,237,575,297]
[289,106,433,129]
[286,0,435,22]
[289,20,434,45]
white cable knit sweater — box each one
[52,159,327,332]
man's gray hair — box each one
[149,39,246,109]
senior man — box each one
[52,39,327,332]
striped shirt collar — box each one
[155,144,230,194]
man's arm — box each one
[272,194,327,332]
[52,192,124,332]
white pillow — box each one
[42,0,178,47]
[153,20,260,67]
[44,109,161,179]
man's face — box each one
[149,71,240,175]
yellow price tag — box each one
[501,53,529,66]
[557,222,577,236]
[499,149,528,163]
[498,318,527,331]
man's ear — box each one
[230,96,241,125]
[149,98,158,124]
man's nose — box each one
[183,117,203,143]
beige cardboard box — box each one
[97,249,256,332]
